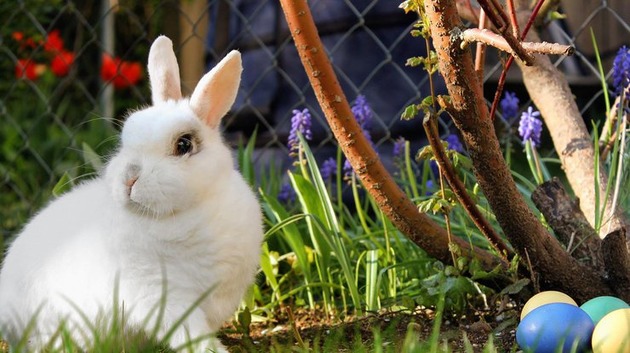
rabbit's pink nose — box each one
[125,176,138,196]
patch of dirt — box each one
[219,306,519,352]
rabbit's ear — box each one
[148,36,182,104]
[189,50,242,128]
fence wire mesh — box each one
[1,0,629,240]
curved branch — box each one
[278,0,502,270]
[423,0,612,301]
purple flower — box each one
[278,182,296,204]
[612,46,630,97]
[288,108,312,153]
[352,95,372,130]
[444,134,464,153]
[425,180,435,196]
[500,91,520,121]
[352,95,373,144]
[393,137,406,160]
[320,157,337,180]
[518,106,543,147]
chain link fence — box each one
[1,0,629,240]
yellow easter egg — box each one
[592,308,630,353]
[521,291,577,320]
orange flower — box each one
[101,53,142,89]
[51,50,75,77]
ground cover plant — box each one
[2,0,630,352]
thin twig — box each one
[439,172,459,267]
[286,306,306,348]
[489,0,547,120]
[506,0,519,37]
[462,28,574,56]
[474,9,487,81]
[523,248,539,293]
[477,0,534,65]
[465,0,479,23]
[423,110,512,259]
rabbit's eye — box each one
[175,133,194,156]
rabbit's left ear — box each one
[189,50,242,128]
[148,36,182,104]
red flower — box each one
[12,31,37,49]
[51,50,75,77]
[44,30,64,54]
[12,32,24,42]
[15,59,39,80]
[101,53,142,89]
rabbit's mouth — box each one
[125,198,177,218]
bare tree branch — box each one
[461,28,574,56]
[477,0,534,65]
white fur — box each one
[0,36,262,353]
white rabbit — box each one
[0,36,263,353]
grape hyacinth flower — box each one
[518,106,543,147]
[393,137,406,161]
[500,91,520,122]
[425,179,435,195]
[444,134,464,153]
[352,95,373,145]
[612,46,630,97]
[352,95,372,129]
[287,108,312,154]
[278,182,296,204]
[343,95,375,181]
[320,157,337,180]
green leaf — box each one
[499,278,530,295]
[259,242,280,299]
[82,142,103,171]
[419,96,434,112]
[401,104,419,121]
[549,11,566,20]
[405,56,425,67]
[416,145,434,161]
[237,126,258,187]
[260,189,313,282]
[52,172,73,197]
[237,306,252,336]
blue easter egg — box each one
[516,302,594,353]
